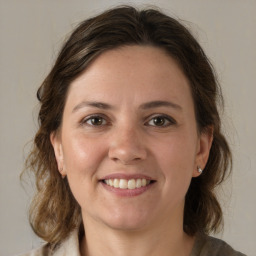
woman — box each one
[21,6,246,256]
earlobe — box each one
[50,132,66,176]
[193,127,213,177]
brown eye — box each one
[84,116,107,126]
[91,117,103,125]
[146,115,176,127]
[153,117,165,126]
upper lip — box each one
[100,173,155,181]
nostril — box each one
[108,132,148,165]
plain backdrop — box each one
[0,1,255,256]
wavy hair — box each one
[24,5,232,246]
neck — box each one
[80,215,195,256]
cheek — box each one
[61,135,108,208]
[62,134,106,177]
[157,133,197,166]
[154,132,197,188]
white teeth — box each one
[113,179,119,188]
[119,179,128,189]
[136,179,142,188]
[104,178,152,189]
[128,179,136,189]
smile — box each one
[103,178,152,189]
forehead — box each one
[65,45,193,110]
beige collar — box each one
[52,229,80,256]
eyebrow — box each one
[139,100,182,111]
[72,100,182,113]
[72,101,113,113]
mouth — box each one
[101,178,156,190]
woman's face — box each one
[51,46,212,232]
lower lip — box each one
[100,182,155,197]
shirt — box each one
[18,230,247,256]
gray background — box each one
[0,0,255,255]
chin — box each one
[100,209,152,232]
[105,219,149,232]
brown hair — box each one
[25,5,231,246]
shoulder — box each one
[17,244,50,256]
[191,233,247,256]
[17,229,80,256]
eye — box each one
[146,115,176,127]
[82,115,107,126]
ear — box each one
[193,126,213,177]
[50,131,66,177]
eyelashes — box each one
[82,115,108,126]
[80,114,110,128]
[145,114,176,127]
[80,114,177,128]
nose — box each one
[108,126,147,165]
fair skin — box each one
[51,46,213,256]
